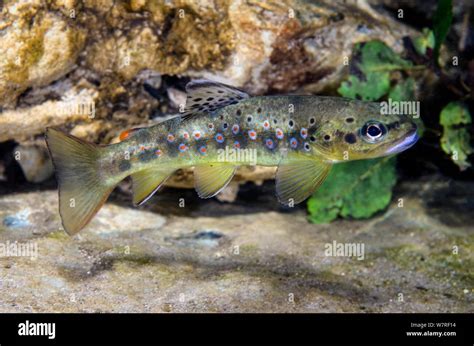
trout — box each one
[45,80,419,235]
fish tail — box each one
[45,128,115,235]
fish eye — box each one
[361,121,387,143]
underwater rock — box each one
[0,84,99,143]
[165,166,276,189]
[0,176,472,312]
[0,3,86,108]
[13,144,53,183]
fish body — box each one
[46,80,418,235]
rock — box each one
[215,182,240,203]
[0,176,472,312]
[0,86,99,143]
[0,0,417,130]
[0,3,86,107]
[13,144,53,183]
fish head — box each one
[312,102,419,161]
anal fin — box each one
[276,153,332,206]
[131,168,175,206]
[194,163,236,198]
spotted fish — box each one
[45,80,419,235]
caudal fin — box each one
[45,128,114,235]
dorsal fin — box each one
[181,80,249,120]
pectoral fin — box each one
[131,168,176,206]
[276,154,332,205]
[194,163,236,198]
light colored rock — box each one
[166,87,187,110]
[0,87,98,142]
[165,165,276,189]
[215,182,240,203]
[14,144,53,183]
[0,177,472,312]
[0,3,86,107]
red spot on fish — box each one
[300,128,308,139]
[119,130,131,141]
[193,131,201,140]
[199,146,207,155]
[266,139,274,149]
[215,133,225,143]
[276,128,284,139]
[232,124,239,134]
[182,132,190,140]
[290,138,298,148]
[119,127,140,141]
[167,134,175,143]
[155,149,162,157]
[179,143,188,152]
[248,130,257,140]
[140,146,145,151]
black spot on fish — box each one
[310,135,316,142]
[136,130,151,142]
[223,122,228,130]
[119,160,131,172]
[344,133,357,144]
[207,97,214,101]
[218,98,224,102]
[236,109,242,116]
[257,107,262,113]
[288,119,294,128]
[329,12,344,22]
[323,134,331,141]
[247,116,252,122]
[309,117,316,125]
[387,121,400,130]
[138,149,155,162]
[273,119,278,124]
[194,98,202,101]
[203,102,210,106]
[345,117,354,123]
[217,90,224,94]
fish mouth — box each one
[384,128,419,155]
